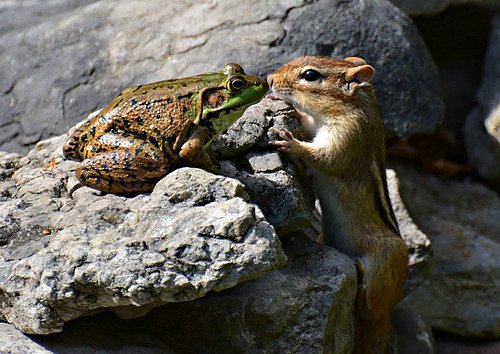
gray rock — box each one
[214,98,316,235]
[211,98,302,159]
[0,322,53,354]
[1,234,357,354]
[464,15,500,190]
[387,169,432,291]
[107,234,357,354]
[1,0,443,154]
[0,96,335,342]
[0,133,286,334]
[234,167,316,235]
[0,92,432,354]
[392,305,435,354]
[395,163,500,338]
[0,320,177,354]
[465,108,500,189]
[390,0,500,16]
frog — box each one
[63,63,268,193]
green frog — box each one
[63,63,268,193]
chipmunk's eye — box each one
[300,69,322,82]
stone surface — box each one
[393,305,435,354]
[434,332,500,354]
[0,97,337,342]
[1,166,286,334]
[386,169,431,292]
[0,129,287,334]
[464,14,500,189]
[1,0,443,154]
[1,234,357,354]
[395,163,500,338]
[465,108,500,189]
[0,321,176,354]
[0,95,431,354]
[117,234,357,354]
[390,0,500,16]
[214,98,316,235]
[0,323,52,354]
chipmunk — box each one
[268,56,408,354]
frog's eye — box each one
[228,77,246,92]
[300,69,322,82]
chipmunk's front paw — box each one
[269,128,301,153]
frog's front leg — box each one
[75,149,169,193]
[179,126,219,173]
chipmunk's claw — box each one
[270,128,295,141]
[269,128,297,152]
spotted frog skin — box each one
[63,64,268,193]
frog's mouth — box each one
[206,103,253,131]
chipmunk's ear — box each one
[344,57,367,66]
[346,65,375,83]
[343,65,375,95]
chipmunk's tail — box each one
[352,236,408,354]
[353,316,397,354]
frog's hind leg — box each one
[76,150,169,193]
[63,118,95,160]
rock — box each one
[386,169,431,291]
[435,332,500,354]
[214,98,316,235]
[464,14,500,189]
[389,0,500,16]
[392,305,435,354]
[1,0,443,154]
[486,104,500,144]
[0,320,176,354]
[394,163,500,338]
[464,108,500,189]
[1,234,357,354]
[0,92,431,354]
[0,322,53,354]
[99,234,357,354]
[0,129,286,334]
[0,97,328,338]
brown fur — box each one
[269,56,408,353]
